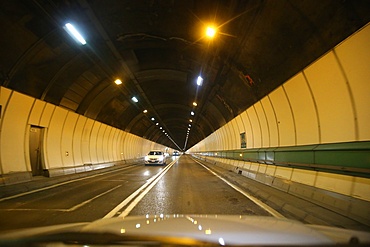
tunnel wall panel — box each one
[246,108,261,148]
[315,172,353,196]
[235,115,245,145]
[123,133,132,158]
[254,103,269,147]
[61,111,79,168]
[89,121,101,164]
[39,103,55,128]
[45,107,68,169]
[102,125,111,162]
[29,100,46,126]
[120,131,127,160]
[291,168,317,187]
[239,111,252,148]
[73,115,87,166]
[283,73,319,145]
[0,91,34,173]
[81,118,94,164]
[96,123,106,163]
[0,87,166,183]
[353,177,370,201]
[227,120,236,150]
[335,25,370,140]
[109,128,119,161]
[304,52,355,143]
[261,97,279,147]
[269,87,295,146]
[118,131,127,160]
[221,126,229,150]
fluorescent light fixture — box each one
[191,111,195,116]
[193,102,197,106]
[114,79,122,85]
[197,76,203,86]
[64,23,86,45]
[143,109,148,113]
[131,96,138,103]
[151,117,155,121]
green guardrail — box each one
[194,141,370,178]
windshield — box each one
[148,151,163,155]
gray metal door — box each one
[29,126,44,176]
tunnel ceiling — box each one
[1,0,370,150]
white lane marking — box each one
[67,185,122,212]
[193,158,285,219]
[119,162,174,218]
[0,185,122,212]
[0,165,136,202]
[104,159,177,219]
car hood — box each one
[1,215,370,246]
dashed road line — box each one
[0,165,136,202]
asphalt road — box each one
[0,155,271,232]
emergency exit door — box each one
[29,126,44,176]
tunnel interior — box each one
[1,0,370,150]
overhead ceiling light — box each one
[197,76,203,86]
[143,110,148,113]
[206,26,217,38]
[191,111,195,116]
[64,23,86,45]
[114,79,122,85]
[189,119,193,122]
[156,123,159,126]
[193,102,197,106]
[151,117,155,121]
[131,96,139,103]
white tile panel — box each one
[304,51,355,143]
[261,97,279,147]
[61,111,79,167]
[240,111,253,148]
[275,166,292,180]
[284,73,320,145]
[335,24,370,141]
[39,103,56,127]
[352,177,370,201]
[269,87,296,146]
[29,99,46,126]
[0,91,34,173]
[254,102,270,147]
[73,115,87,165]
[246,107,262,148]
[45,107,68,168]
[291,168,317,186]
[315,171,354,196]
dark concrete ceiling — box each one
[1,0,370,150]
